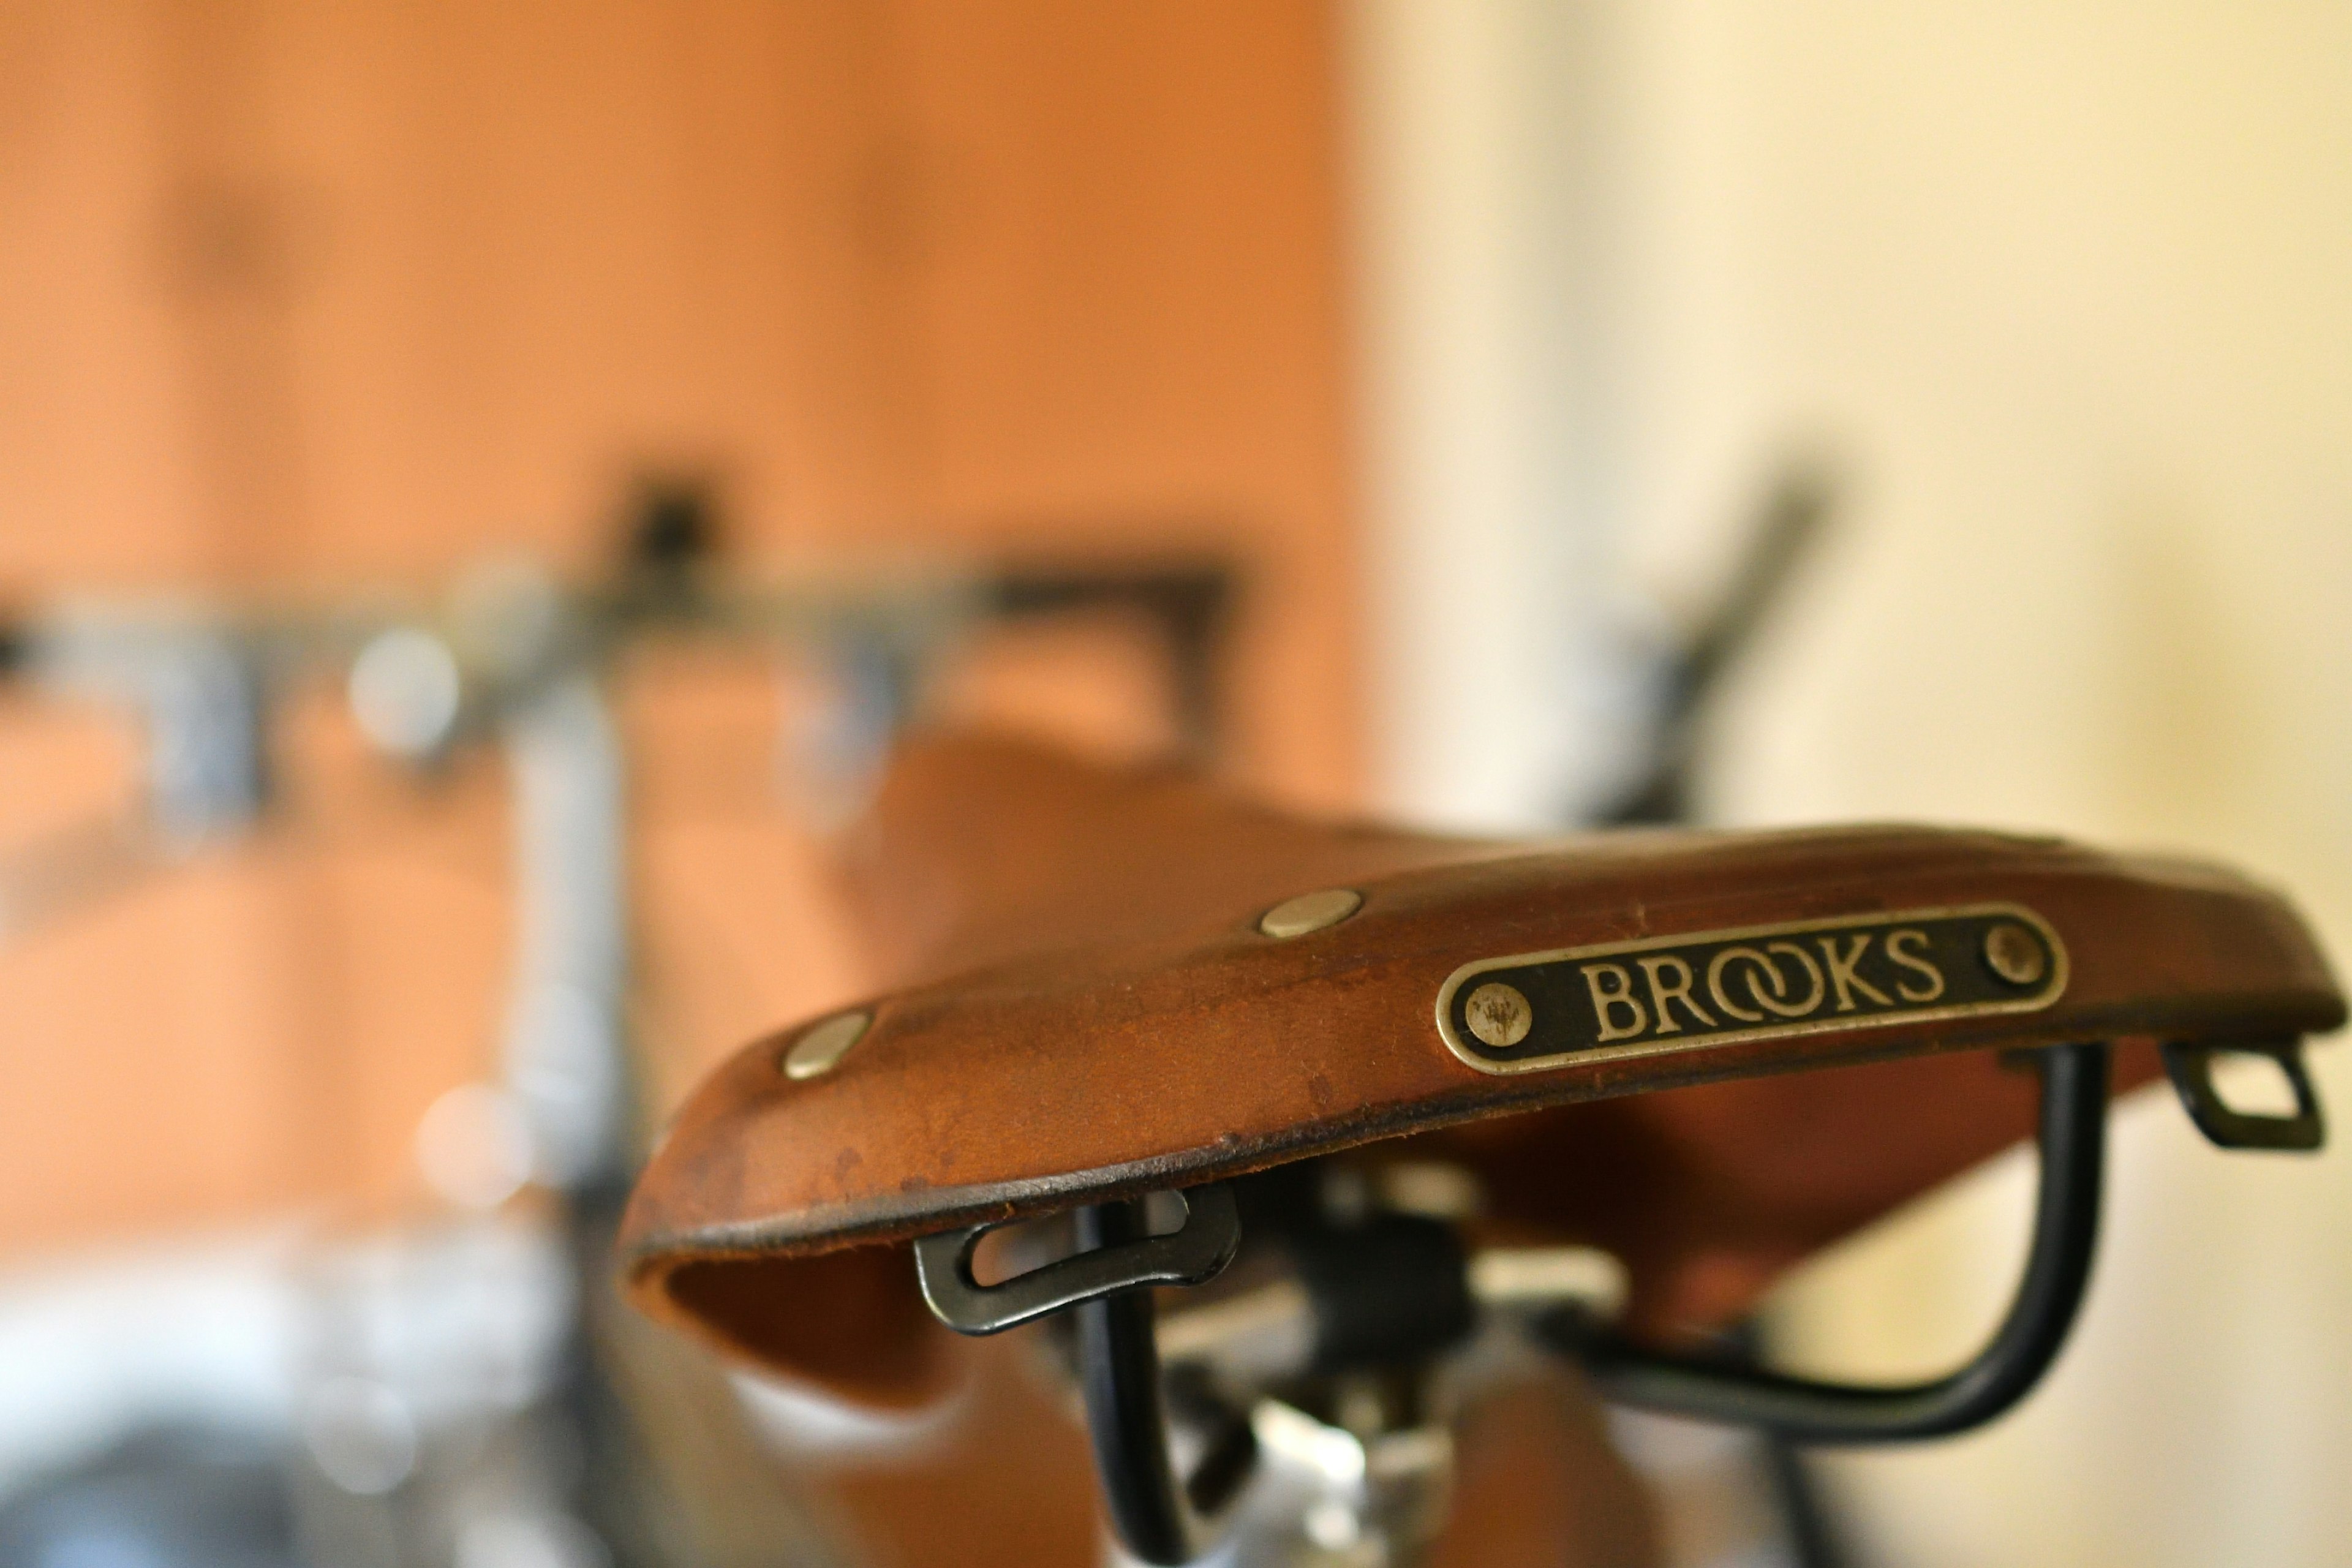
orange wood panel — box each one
[0,1,1362,1254]
[889,0,1364,804]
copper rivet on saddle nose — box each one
[1982,924,2047,987]
[1465,982,1534,1048]
[783,1010,871,1080]
[1259,888,1363,939]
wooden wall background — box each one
[0,0,1363,1259]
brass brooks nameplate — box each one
[1435,904,2067,1075]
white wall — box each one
[1346,1,1594,832]
[1347,2,2352,1563]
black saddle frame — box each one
[909,1035,2325,1565]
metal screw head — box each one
[1464,982,1534,1047]
[783,1010,871,1080]
[1258,888,1363,940]
[1982,924,2048,987]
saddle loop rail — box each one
[1556,1041,2111,1442]
[911,1186,1251,1566]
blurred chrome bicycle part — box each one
[0,484,1242,1568]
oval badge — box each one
[1435,903,2067,1075]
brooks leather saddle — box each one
[621,734,2339,1564]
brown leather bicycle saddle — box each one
[621,732,2340,1406]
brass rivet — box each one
[1465,982,1534,1047]
[1982,924,2047,987]
[1259,888,1363,939]
[783,1011,871,1080]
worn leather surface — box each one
[622,733,2342,1403]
